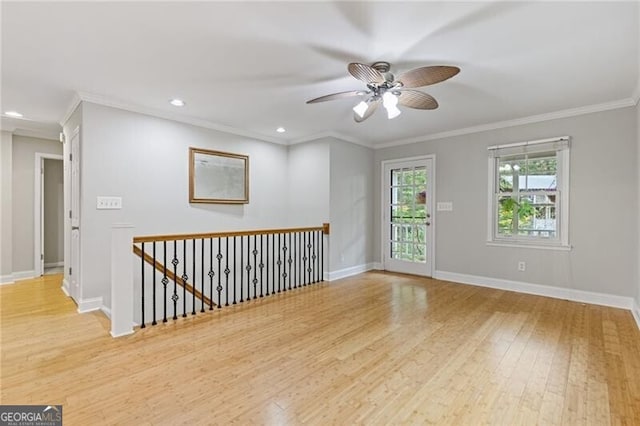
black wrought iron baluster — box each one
[225,237,230,307]
[182,240,188,318]
[191,239,196,315]
[297,232,302,288]
[201,238,205,313]
[302,232,307,286]
[266,234,270,296]
[208,238,214,310]
[163,241,168,323]
[312,231,318,283]
[271,234,276,295]
[172,240,179,320]
[246,235,252,300]
[288,233,293,290]
[320,229,324,282]
[259,235,264,298]
[252,235,258,299]
[282,234,288,292]
[307,232,312,285]
[216,239,223,309]
[233,236,237,305]
[141,242,145,328]
[277,233,282,293]
[292,233,297,289]
[152,242,157,325]
[240,236,244,303]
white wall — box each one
[375,107,638,298]
[43,158,64,265]
[329,138,374,273]
[79,102,290,306]
[11,135,63,275]
[0,131,13,282]
[636,100,640,308]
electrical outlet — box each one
[518,261,526,272]
[97,196,122,210]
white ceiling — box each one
[1,1,639,146]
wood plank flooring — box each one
[1,272,640,425]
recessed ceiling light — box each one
[276,127,286,133]
[169,99,185,107]
[4,111,23,118]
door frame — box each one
[34,153,64,277]
[380,154,436,276]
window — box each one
[487,136,570,249]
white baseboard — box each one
[632,300,640,331]
[77,297,104,313]
[372,262,384,270]
[327,263,375,281]
[433,270,634,311]
[110,329,134,338]
[12,270,36,281]
[101,305,112,319]
[61,279,70,296]
[0,274,15,285]
[44,261,64,268]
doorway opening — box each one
[34,154,64,277]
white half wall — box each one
[375,107,638,299]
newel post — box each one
[111,223,135,337]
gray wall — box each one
[287,139,330,226]
[0,131,12,281]
[329,138,374,272]
[375,107,638,298]
[11,135,62,273]
[43,158,64,265]
[637,100,640,306]
[79,102,290,306]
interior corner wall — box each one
[11,135,63,275]
[80,102,289,307]
[374,107,638,298]
[0,131,13,281]
[329,139,374,273]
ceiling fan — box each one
[306,61,460,122]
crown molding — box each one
[59,92,82,127]
[289,130,371,148]
[373,97,637,149]
[67,91,287,146]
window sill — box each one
[486,241,572,251]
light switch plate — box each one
[97,196,122,210]
[437,202,453,211]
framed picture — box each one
[189,147,249,204]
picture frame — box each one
[189,147,249,204]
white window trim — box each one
[486,136,571,250]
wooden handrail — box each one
[133,224,330,243]
[132,245,214,307]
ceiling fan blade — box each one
[306,90,364,104]
[397,66,460,88]
[348,63,385,84]
[354,99,381,123]
[398,90,439,110]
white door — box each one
[383,158,434,276]
[69,129,81,302]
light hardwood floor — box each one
[1,272,640,425]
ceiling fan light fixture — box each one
[382,92,401,119]
[353,101,369,118]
